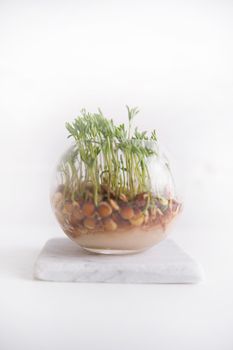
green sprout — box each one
[61,107,158,205]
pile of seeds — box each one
[52,185,181,238]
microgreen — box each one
[61,107,158,205]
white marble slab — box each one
[34,238,203,283]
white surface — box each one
[34,238,202,283]
[0,0,233,349]
[1,228,232,350]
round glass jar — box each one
[50,140,181,254]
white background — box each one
[0,1,233,349]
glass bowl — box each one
[50,140,181,254]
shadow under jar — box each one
[51,139,181,254]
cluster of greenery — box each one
[59,107,158,205]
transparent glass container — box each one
[50,140,181,254]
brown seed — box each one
[136,192,149,199]
[120,206,134,220]
[109,199,120,211]
[70,208,84,225]
[72,200,80,208]
[119,193,128,202]
[100,184,115,197]
[83,217,96,230]
[62,201,74,216]
[130,212,144,226]
[111,212,122,222]
[135,192,149,206]
[98,202,112,217]
[82,202,95,217]
[104,218,118,231]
